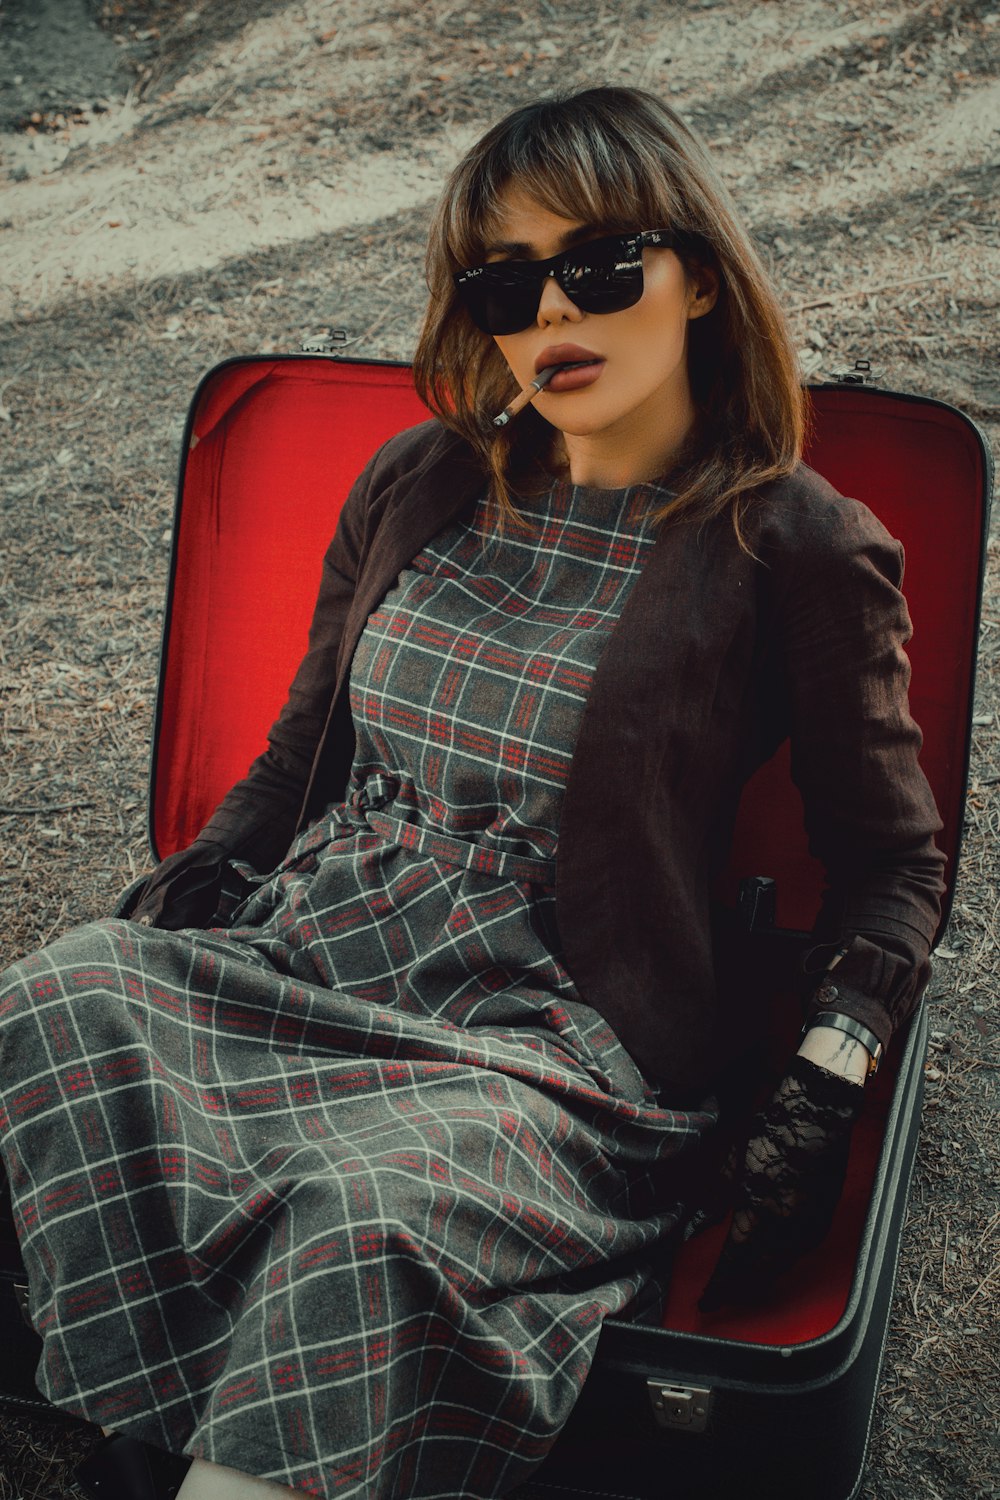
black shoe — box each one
[75,1434,193,1500]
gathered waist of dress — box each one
[349,774,557,888]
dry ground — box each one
[0,0,997,1496]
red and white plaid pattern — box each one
[0,480,715,1497]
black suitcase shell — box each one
[1,358,992,1500]
[517,1002,928,1500]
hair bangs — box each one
[449,102,681,269]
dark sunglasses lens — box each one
[457,234,646,335]
[562,237,644,315]
[467,281,543,336]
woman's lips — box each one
[546,360,605,393]
[535,345,605,393]
[535,343,601,372]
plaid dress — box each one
[0,479,715,1498]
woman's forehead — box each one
[475,179,635,260]
[481,186,590,253]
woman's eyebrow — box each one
[482,223,600,257]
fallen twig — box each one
[788,271,949,314]
[959,1264,999,1313]
[0,801,96,816]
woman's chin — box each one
[541,407,626,441]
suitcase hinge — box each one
[737,874,776,933]
[647,1381,712,1433]
[830,357,878,385]
[300,328,349,356]
[12,1279,32,1328]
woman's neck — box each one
[556,388,697,490]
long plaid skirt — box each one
[0,480,716,1496]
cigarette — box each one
[492,364,561,428]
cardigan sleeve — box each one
[129,418,472,928]
[775,495,947,1051]
[130,443,378,924]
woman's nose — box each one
[536,274,583,327]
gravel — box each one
[1,1,997,1496]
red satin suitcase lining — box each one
[152,359,986,1348]
[154,362,430,859]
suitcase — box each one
[1,355,992,1498]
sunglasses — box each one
[453,228,685,336]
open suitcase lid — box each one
[147,356,991,1353]
[151,354,992,935]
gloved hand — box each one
[129,841,230,931]
[699,1054,864,1312]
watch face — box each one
[802,1013,881,1076]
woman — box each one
[0,87,944,1500]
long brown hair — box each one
[413,87,808,544]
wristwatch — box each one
[802,1012,883,1077]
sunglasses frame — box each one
[453,228,685,336]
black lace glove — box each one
[699,1055,865,1312]
[129,841,230,931]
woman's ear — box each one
[686,263,720,319]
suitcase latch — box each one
[647,1381,712,1433]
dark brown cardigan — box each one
[150,419,946,1095]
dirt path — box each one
[1,1,998,1496]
